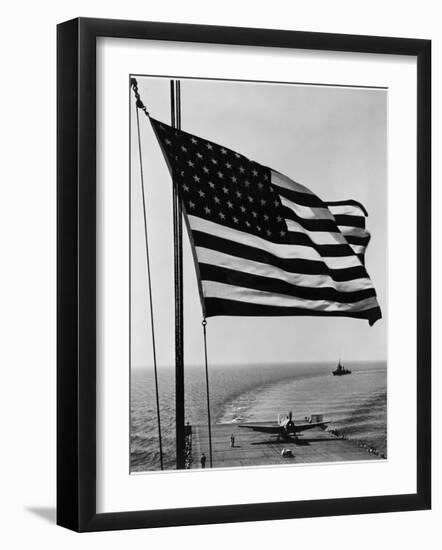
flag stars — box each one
[156,126,294,249]
[146,128,377,322]
[156,129,286,240]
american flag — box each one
[150,118,382,326]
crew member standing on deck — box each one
[200,453,206,469]
[230,434,235,448]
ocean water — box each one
[130,361,386,472]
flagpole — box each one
[171,80,186,469]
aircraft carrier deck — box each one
[188,422,383,469]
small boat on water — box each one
[332,359,351,376]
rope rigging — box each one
[202,318,213,468]
[132,80,164,470]
[131,78,214,471]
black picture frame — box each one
[57,17,431,532]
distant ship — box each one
[332,359,352,376]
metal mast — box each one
[171,80,185,469]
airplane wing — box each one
[238,423,282,434]
[294,421,329,432]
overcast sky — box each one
[130,76,387,368]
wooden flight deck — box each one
[189,422,383,469]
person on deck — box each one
[200,453,206,468]
[230,434,235,448]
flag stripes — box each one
[189,216,361,269]
[344,234,371,247]
[282,206,341,233]
[203,298,380,321]
[199,264,377,303]
[195,248,375,293]
[326,201,371,264]
[188,176,379,322]
[149,117,381,325]
[333,214,366,229]
[192,232,369,281]
[202,281,379,312]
